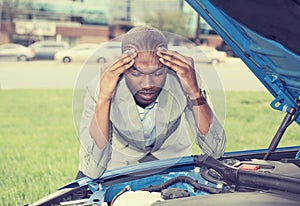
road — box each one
[0,58,266,91]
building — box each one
[0,0,111,46]
[0,0,221,47]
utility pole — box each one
[195,14,201,45]
[126,0,131,22]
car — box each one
[216,40,238,57]
[54,43,99,63]
[29,40,69,60]
[54,43,100,63]
[168,45,226,64]
[0,43,35,61]
[54,42,121,63]
[31,0,300,205]
[198,45,227,64]
[95,41,121,63]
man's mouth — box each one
[138,90,157,100]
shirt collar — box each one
[137,98,159,113]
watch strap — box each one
[187,89,207,107]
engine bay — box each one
[36,152,300,206]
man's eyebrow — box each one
[130,66,139,71]
[131,66,166,74]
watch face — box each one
[200,88,207,100]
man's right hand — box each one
[98,49,137,101]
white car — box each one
[197,45,227,64]
[54,42,121,63]
[0,43,35,61]
[54,43,100,63]
[169,45,227,64]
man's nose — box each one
[141,74,155,88]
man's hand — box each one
[157,47,212,134]
[156,47,201,99]
[99,49,137,101]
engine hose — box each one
[140,176,222,194]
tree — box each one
[0,0,33,43]
[143,10,192,39]
[0,0,20,42]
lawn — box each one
[0,89,299,205]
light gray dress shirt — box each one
[137,101,158,148]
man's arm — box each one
[89,49,137,149]
[79,84,112,179]
[186,89,213,135]
[157,47,226,157]
[156,47,213,134]
[89,97,112,149]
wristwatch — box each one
[187,88,207,107]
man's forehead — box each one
[135,51,160,62]
[133,51,162,71]
[136,50,158,57]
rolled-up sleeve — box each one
[185,108,226,158]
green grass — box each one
[224,91,299,150]
[0,89,299,205]
[0,89,79,205]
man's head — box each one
[122,26,168,108]
[121,25,168,53]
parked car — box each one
[168,45,226,64]
[95,41,121,63]
[198,45,227,64]
[31,0,300,205]
[216,40,238,57]
[54,42,121,63]
[29,40,69,60]
[0,43,35,61]
[54,43,99,63]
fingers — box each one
[109,49,137,74]
[156,47,193,75]
[99,49,137,101]
[157,47,189,64]
[157,47,200,96]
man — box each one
[77,26,226,179]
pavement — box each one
[0,58,266,91]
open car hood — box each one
[186,0,300,124]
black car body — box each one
[31,0,300,205]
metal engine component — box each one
[161,188,190,200]
[112,190,163,206]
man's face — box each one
[125,51,168,108]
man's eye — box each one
[153,71,164,76]
[153,68,166,76]
[131,71,142,77]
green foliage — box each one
[1,90,299,205]
[143,10,192,37]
